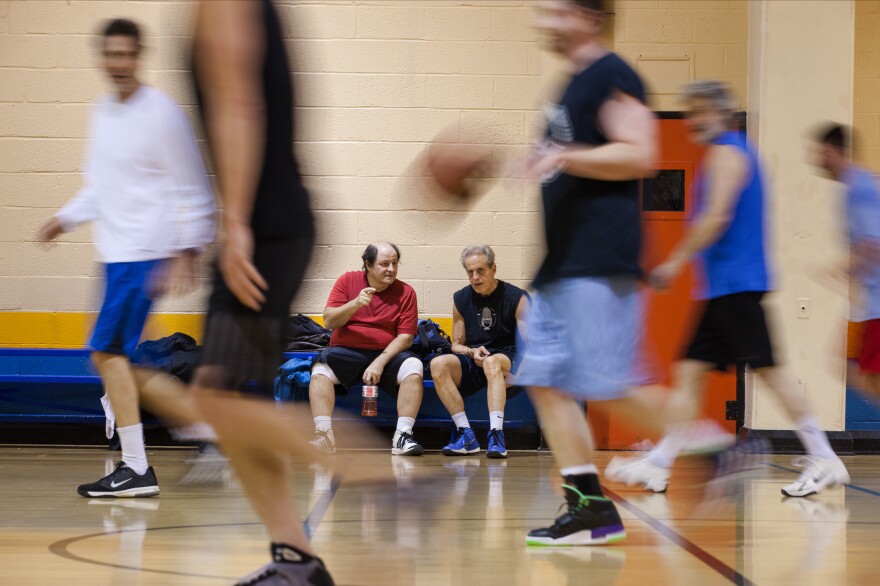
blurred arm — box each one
[159,105,216,253]
[555,91,658,181]
[194,0,264,231]
[55,120,100,231]
[665,145,746,265]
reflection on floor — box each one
[0,447,877,585]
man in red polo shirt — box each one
[308,242,424,456]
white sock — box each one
[452,412,470,429]
[795,416,837,459]
[490,411,504,430]
[314,416,332,432]
[647,435,683,468]
[118,423,149,476]
[397,417,415,434]
[560,464,598,477]
[169,423,217,443]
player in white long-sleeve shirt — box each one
[38,19,216,498]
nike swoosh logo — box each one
[279,549,303,562]
[110,478,133,488]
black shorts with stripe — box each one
[199,235,313,392]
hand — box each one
[524,141,566,182]
[220,220,267,311]
[150,252,197,299]
[649,259,685,291]
[362,359,386,385]
[37,217,64,244]
[472,346,490,367]
[355,287,376,308]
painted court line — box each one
[604,486,754,586]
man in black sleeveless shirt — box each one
[514,0,668,547]
[189,2,331,585]
[430,245,529,459]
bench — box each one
[0,348,539,434]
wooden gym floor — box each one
[0,447,877,585]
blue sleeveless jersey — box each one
[695,131,770,299]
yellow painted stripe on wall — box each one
[0,312,454,348]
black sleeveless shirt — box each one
[193,0,313,240]
[532,53,647,289]
[453,281,528,354]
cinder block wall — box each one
[612,0,747,110]
[855,0,880,169]
[0,0,750,345]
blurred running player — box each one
[189,1,330,584]
[811,123,880,402]
[38,18,216,499]
[514,0,668,546]
[606,81,850,498]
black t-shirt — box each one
[532,52,646,289]
[453,280,528,354]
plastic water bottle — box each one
[362,385,378,417]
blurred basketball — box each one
[424,142,492,197]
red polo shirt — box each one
[326,271,418,350]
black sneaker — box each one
[234,559,334,586]
[526,484,626,546]
[391,430,424,456]
[77,462,160,498]
[235,545,335,586]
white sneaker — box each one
[308,429,336,455]
[605,456,670,493]
[391,430,424,456]
[781,456,850,497]
[680,420,736,455]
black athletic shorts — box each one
[199,235,313,391]
[453,349,517,397]
[684,291,775,372]
[314,346,422,394]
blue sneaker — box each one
[486,429,508,459]
[442,427,480,456]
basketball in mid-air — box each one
[424,141,492,198]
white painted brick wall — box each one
[0,0,749,317]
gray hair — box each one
[682,80,738,113]
[460,244,495,268]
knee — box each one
[430,356,453,379]
[482,355,506,377]
[189,384,214,411]
[397,357,423,386]
[89,350,113,368]
[310,363,339,394]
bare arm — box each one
[195,1,263,228]
[323,287,375,329]
[530,91,657,182]
[450,305,472,357]
[194,1,267,310]
[650,144,748,288]
[513,293,530,347]
[377,334,416,368]
[362,333,416,385]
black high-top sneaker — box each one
[526,484,626,546]
[234,544,335,586]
